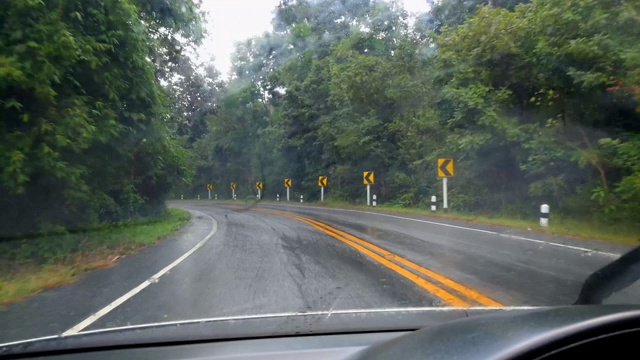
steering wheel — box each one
[349,306,640,360]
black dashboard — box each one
[2,306,640,359]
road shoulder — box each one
[0,209,215,344]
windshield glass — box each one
[1,0,639,345]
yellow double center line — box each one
[258,209,502,307]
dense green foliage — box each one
[0,0,203,237]
[189,0,640,225]
[2,0,639,237]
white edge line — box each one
[49,307,545,339]
[272,205,620,258]
[60,210,218,337]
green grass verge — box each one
[0,208,191,306]
[269,199,640,246]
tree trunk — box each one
[578,127,608,191]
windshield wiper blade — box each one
[574,246,640,305]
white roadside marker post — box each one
[540,204,550,227]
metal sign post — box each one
[363,171,374,206]
[284,178,292,201]
[437,159,454,211]
[318,176,327,202]
[443,177,448,210]
[256,182,263,200]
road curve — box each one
[0,201,637,345]
[253,202,637,306]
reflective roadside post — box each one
[181,194,183,200]
[277,194,280,201]
[431,196,437,212]
[540,204,550,227]
[300,195,303,203]
[372,195,377,207]
[197,195,200,200]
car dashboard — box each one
[2,306,640,359]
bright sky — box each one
[197,0,431,77]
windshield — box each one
[1,0,640,346]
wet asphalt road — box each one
[1,201,638,344]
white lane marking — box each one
[267,205,621,258]
[58,306,543,337]
[61,210,218,336]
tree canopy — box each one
[2,0,639,237]
[189,0,640,225]
[0,0,204,236]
